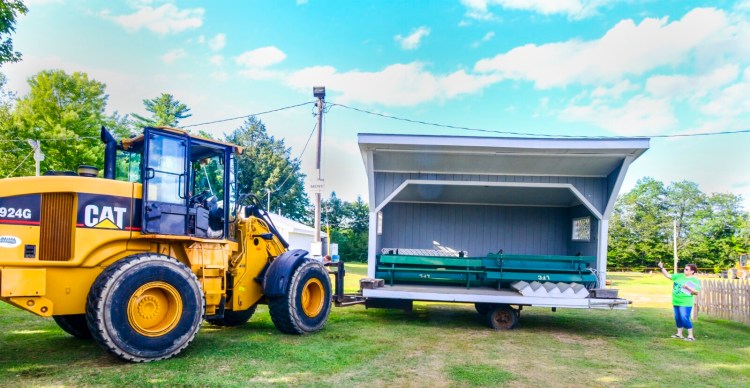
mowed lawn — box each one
[1,265,749,387]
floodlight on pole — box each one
[26,139,44,177]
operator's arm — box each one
[657,261,672,280]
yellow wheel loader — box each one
[0,126,335,362]
[722,254,749,279]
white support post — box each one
[368,211,378,278]
[597,219,609,288]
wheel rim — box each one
[492,310,513,329]
[127,281,182,337]
[301,278,325,318]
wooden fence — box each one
[694,279,750,325]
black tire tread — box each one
[53,314,92,339]
[267,260,331,335]
[85,253,204,362]
[206,305,257,327]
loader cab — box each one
[114,127,240,240]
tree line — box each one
[608,177,749,272]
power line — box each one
[181,101,316,129]
[269,120,318,195]
[329,102,750,139]
[5,149,34,178]
[0,136,99,143]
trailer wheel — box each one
[268,259,332,334]
[475,303,491,315]
[53,314,92,339]
[86,254,204,362]
[206,305,257,327]
[487,305,518,330]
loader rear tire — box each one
[86,254,204,362]
[268,259,332,334]
[206,305,257,327]
[53,314,92,339]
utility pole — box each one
[266,188,271,212]
[312,86,325,244]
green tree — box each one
[3,70,112,176]
[132,93,192,127]
[323,193,369,262]
[608,177,670,269]
[0,0,27,65]
[226,116,309,221]
[609,177,750,272]
[691,193,749,270]
[0,73,18,176]
[665,181,708,260]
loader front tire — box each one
[268,259,332,334]
[53,314,92,339]
[206,305,257,327]
[86,254,204,362]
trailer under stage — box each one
[361,284,629,310]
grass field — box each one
[1,265,749,387]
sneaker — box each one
[684,337,695,341]
[671,334,684,338]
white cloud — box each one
[105,3,204,35]
[700,67,750,117]
[395,26,431,50]
[461,0,605,20]
[235,46,286,68]
[474,8,730,88]
[285,62,498,106]
[561,95,677,135]
[208,33,226,51]
[590,80,639,99]
[646,64,739,100]
[472,31,495,48]
[209,55,224,66]
[161,48,187,64]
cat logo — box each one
[84,205,127,229]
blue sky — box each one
[4,0,750,209]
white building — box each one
[267,213,318,252]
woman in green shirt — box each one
[658,262,701,341]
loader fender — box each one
[263,249,310,297]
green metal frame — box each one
[375,253,597,289]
